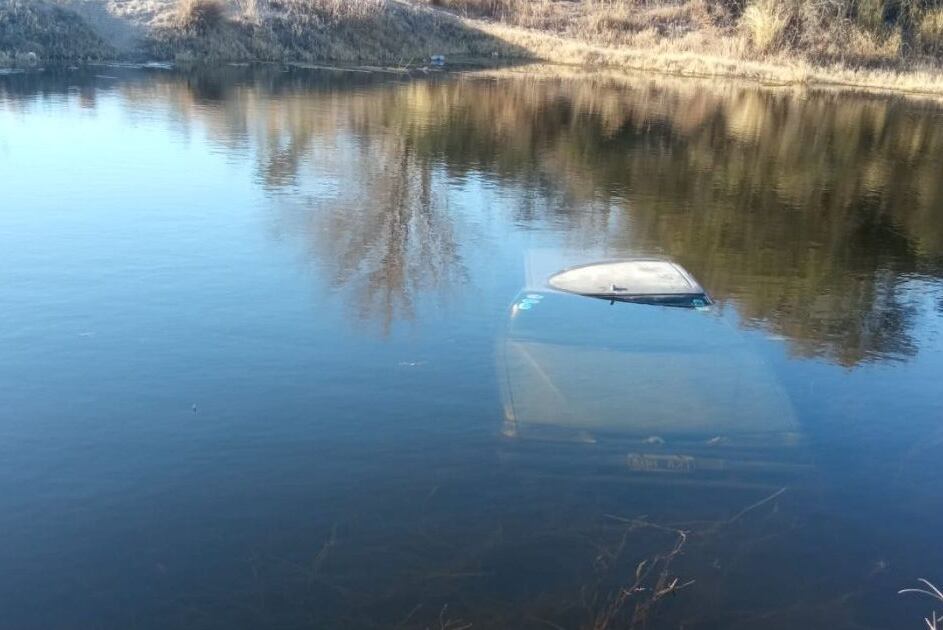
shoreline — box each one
[9,56,943,104]
[3,0,943,99]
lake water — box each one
[2,65,943,629]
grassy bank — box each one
[146,0,526,63]
[0,0,113,64]
[3,0,943,94]
[450,0,943,93]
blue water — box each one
[1,65,943,629]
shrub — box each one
[918,6,943,54]
[0,0,113,60]
[855,0,888,32]
[741,0,797,52]
[177,0,226,32]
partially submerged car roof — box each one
[549,258,711,307]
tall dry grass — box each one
[0,0,114,61]
[428,0,523,19]
[919,7,943,53]
[422,0,943,68]
[741,0,796,52]
[148,0,523,63]
[176,0,225,31]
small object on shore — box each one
[430,54,445,67]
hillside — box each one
[3,0,943,95]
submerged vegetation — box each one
[900,579,943,629]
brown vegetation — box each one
[3,0,943,92]
[0,0,113,61]
[422,0,943,63]
[175,0,225,32]
[422,0,943,85]
[919,7,943,53]
[144,0,522,63]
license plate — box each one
[626,453,696,473]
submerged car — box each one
[498,256,809,486]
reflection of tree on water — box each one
[137,69,470,333]
[393,77,943,365]
[109,67,943,361]
[311,134,466,334]
[230,70,943,363]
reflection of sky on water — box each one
[2,66,943,629]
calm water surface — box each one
[2,66,943,629]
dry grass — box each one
[421,0,943,69]
[426,0,712,40]
[428,0,524,19]
[445,1,943,95]
[919,7,943,54]
[176,0,225,31]
[0,0,114,62]
[147,0,525,63]
[5,0,943,96]
[900,579,943,629]
[741,0,796,53]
